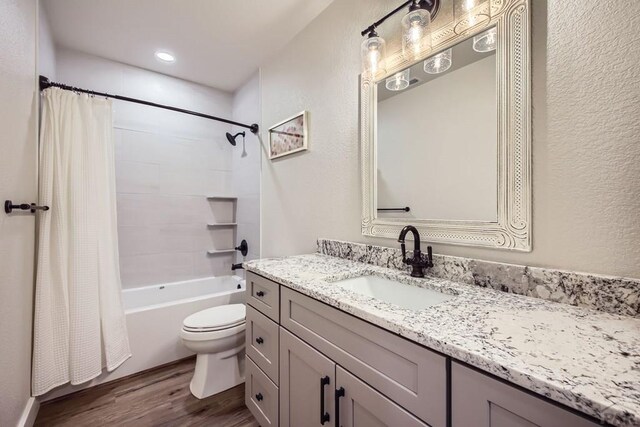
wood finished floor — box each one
[35,357,259,427]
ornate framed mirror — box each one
[361,0,531,250]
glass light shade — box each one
[473,27,497,52]
[424,48,452,74]
[385,69,411,91]
[361,34,387,78]
[401,8,432,60]
[454,0,490,34]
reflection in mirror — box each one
[376,27,497,222]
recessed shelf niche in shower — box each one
[205,195,239,257]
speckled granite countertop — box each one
[245,254,640,427]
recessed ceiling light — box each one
[155,51,175,63]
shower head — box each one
[226,131,245,146]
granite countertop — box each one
[245,253,640,427]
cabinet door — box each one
[335,366,429,427]
[452,363,600,427]
[280,327,336,427]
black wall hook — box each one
[5,200,49,214]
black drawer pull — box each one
[256,290,265,297]
[335,387,345,427]
[255,392,263,402]
[320,376,330,424]
[255,337,264,345]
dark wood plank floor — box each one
[35,357,259,427]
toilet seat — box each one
[182,304,246,333]
[180,322,246,342]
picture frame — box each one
[268,110,308,159]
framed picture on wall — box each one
[268,111,308,159]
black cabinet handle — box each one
[255,337,264,345]
[255,392,263,402]
[256,290,265,297]
[320,376,330,424]
[335,387,345,427]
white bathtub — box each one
[123,275,246,313]
[43,275,246,401]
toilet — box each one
[180,304,246,399]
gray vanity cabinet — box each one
[246,271,602,427]
[335,366,429,427]
[279,328,335,427]
[451,363,600,427]
[279,327,427,427]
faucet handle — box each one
[399,242,408,264]
[425,246,433,268]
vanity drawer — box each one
[245,357,279,427]
[281,287,447,427]
[246,304,279,384]
[246,271,279,322]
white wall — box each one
[377,55,497,221]
[0,0,38,425]
[231,72,262,272]
[56,48,240,288]
[37,0,55,79]
[260,0,640,279]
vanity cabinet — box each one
[245,271,603,427]
[336,366,429,427]
[246,357,279,427]
[280,328,335,427]
[279,327,429,427]
[451,363,600,427]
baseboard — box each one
[18,397,40,427]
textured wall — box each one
[56,49,240,288]
[0,0,37,424]
[37,0,55,79]
[260,0,640,278]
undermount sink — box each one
[334,275,453,310]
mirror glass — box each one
[376,27,497,222]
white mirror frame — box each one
[361,0,531,251]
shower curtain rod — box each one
[39,75,259,134]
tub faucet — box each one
[231,263,244,271]
[398,225,433,278]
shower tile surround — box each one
[55,49,261,288]
[317,239,640,317]
[244,253,640,427]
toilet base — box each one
[189,347,246,399]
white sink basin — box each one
[334,275,453,310]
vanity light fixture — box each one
[473,27,497,52]
[453,0,490,34]
[386,69,411,91]
[155,50,175,63]
[401,1,432,60]
[360,0,439,78]
[361,30,387,78]
[424,48,452,74]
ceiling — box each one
[42,0,334,92]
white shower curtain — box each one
[33,88,131,396]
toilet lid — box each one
[183,304,246,332]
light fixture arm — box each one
[360,0,439,37]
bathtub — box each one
[43,275,246,401]
[123,275,246,312]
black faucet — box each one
[231,263,244,271]
[398,225,433,278]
